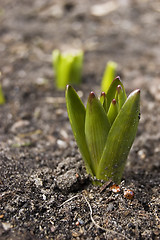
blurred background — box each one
[1,0,160,91]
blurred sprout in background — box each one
[101,61,117,93]
[52,49,84,90]
[0,72,5,105]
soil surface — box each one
[0,0,160,239]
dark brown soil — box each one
[0,0,160,239]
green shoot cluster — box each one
[66,76,140,184]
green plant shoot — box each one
[0,84,5,104]
[66,76,140,184]
[101,61,117,93]
[0,72,5,104]
[52,49,83,90]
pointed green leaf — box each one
[101,61,117,93]
[97,89,140,184]
[106,76,127,112]
[99,92,105,105]
[85,92,110,173]
[65,85,94,176]
[115,85,126,111]
[107,99,118,125]
[100,92,108,112]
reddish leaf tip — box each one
[116,85,122,93]
[114,76,121,81]
[132,89,141,96]
[136,89,140,93]
[101,92,106,97]
[88,91,96,103]
[128,89,140,99]
[90,91,95,97]
[66,84,71,90]
[112,99,117,105]
[112,76,121,85]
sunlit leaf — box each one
[107,99,118,125]
[97,89,140,184]
[116,85,126,111]
[100,92,108,112]
[65,85,94,175]
[85,92,110,173]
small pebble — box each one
[138,149,146,159]
[107,203,114,212]
[57,139,67,148]
[77,218,84,225]
[2,222,11,231]
[90,2,118,17]
[42,194,46,201]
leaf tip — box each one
[66,84,72,92]
[89,91,96,99]
[117,85,122,93]
[101,92,106,97]
[114,76,121,81]
[88,91,96,108]
[136,89,140,94]
[112,99,117,105]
